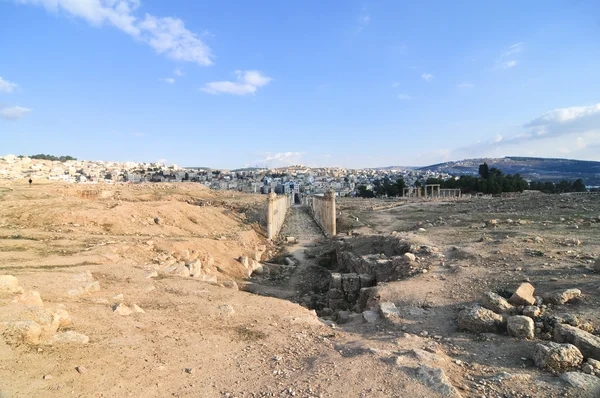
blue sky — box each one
[1,0,600,168]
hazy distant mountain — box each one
[418,157,600,185]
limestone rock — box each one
[404,253,416,262]
[84,281,101,293]
[187,260,203,277]
[0,275,24,294]
[542,289,581,305]
[113,303,133,316]
[217,304,235,316]
[533,342,583,370]
[507,316,534,339]
[164,264,190,278]
[457,306,503,334]
[238,256,249,268]
[51,331,89,344]
[522,306,541,318]
[330,273,342,290]
[509,283,536,306]
[198,274,217,285]
[414,365,462,397]
[560,372,600,396]
[145,271,158,279]
[481,292,514,314]
[53,306,71,328]
[341,273,360,295]
[594,258,600,272]
[362,310,380,324]
[132,304,145,313]
[555,324,600,361]
[222,280,238,290]
[411,349,445,364]
[2,320,42,345]
[337,310,350,324]
[379,302,400,320]
[13,290,44,307]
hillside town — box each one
[0,154,450,196]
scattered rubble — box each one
[457,306,503,334]
[533,342,583,370]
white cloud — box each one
[0,77,19,93]
[503,42,523,57]
[0,105,31,120]
[391,82,400,88]
[201,70,272,95]
[398,93,412,100]
[173,67,183,76]
[457,82,474,89]
[15,0,214,66]
[130,132,145,137]
[495,43,523,70]
[253,152,304,168]
[499,60,518,69]
[453,102,600,159]
[421,73,433,82]
[358,13,370,30]
[160,77,175,84]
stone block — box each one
[457,306,503,334]
[0,275,23,294]
[481,291,514,314]
[341,273,360,295]
[555,324,600,361]
[507,316,534,339]
[509,283,536,306]
[330,273,342,290]
[533,342,583,370]
[543,289,581,305]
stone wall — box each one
[309,190,336,236]
[266,192,291,240]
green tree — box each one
[479,163,490,179]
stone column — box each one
[325,189,336,236]
[267,192,276,240]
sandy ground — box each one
[1,183,599,397]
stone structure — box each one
[424,184,441,199]
[309,190,336,236]
[266,192,292,240]
[403,186,461,200]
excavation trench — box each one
[245,206,432,319]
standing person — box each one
[28,178,32,186]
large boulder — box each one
[533,342,583,370]
[457,306,503,334]
[414,365,462,397]
[13,290,44,307]
[379,302,400,321]
[522,306,541,318]
[2,320,42,345]
[0,275,24,294]
[555,324,600,361]
[560,372,600,397]
[481,292,514,314]
[186,260,203,277]
[509,283,536,306]
[542,289,581,305]
[507,316,534,339]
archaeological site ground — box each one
[1,181,600,397]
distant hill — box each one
[418,157,600,185]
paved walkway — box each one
[280,205,324,242]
